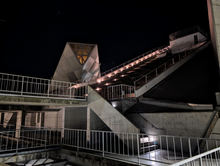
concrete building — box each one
[0,0,220,165]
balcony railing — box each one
[0,73,87,100]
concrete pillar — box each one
[36,112,41,128]
[3,112,13,128]
[0,113,4,125]
[15,111,22,138]
[207,0,220,90]
[87,107,90,142]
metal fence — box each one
[62,129,220,165]
[171,147,220,166]
[107,84,135,100]
[0,128,61,153]
[0,73,87,100]
[134,39,207,90]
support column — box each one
[87,107,90,142]
[15,111,22,138]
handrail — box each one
[101,45,169,77]
[170,147,220,166]
[133,38,207,85]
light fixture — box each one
[96,88,100,91]
[97,80,101,83]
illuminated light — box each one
[106,83,109,86]
[121,75,124,77]
[108,75,111,78]
[120,69,123,71]
[141,59,143,61]
[131,64,134,66]
[96,88,100,91]
[114,72,117,74]
[149,137,154,142]
[114,79,117,81]
[102,79,104,81]
[97,80,101,83]
[136,61,138,64]
[126,66,128,69]
[113,104,116,107]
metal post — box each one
[16,130,19,154]
[188,138,192,157]
[102,132,105,157]
[137,134,140,165]
[77,130,79,151]
[69,83,71,99]
[45,129,47,150]
[21,76,24,95]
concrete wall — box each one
[170,32,206,54]
[65,107,87,129]
[44,112,62,128]
[90,108,111,131]
[125,111,214,137]
[88,86,139,133]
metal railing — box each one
[101,45,169,77]
[107,84,135,100]
[134,39,207,90]
[169,25,208,41]
[171,147,220,166]
[0,128,61,153]
[1,127,220,165]
[0,72,87,100]
[62,129,220,165]
[0,124,15,131]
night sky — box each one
[0,0,209,79]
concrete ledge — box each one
[0,149,59,163]
[0,96,87,106]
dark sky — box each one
[0,0,209,79]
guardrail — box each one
[1,127,220,165]
[101,45,169,77]
[107,84,135,100]
[134,39,207,90]
[0,73,87,100]
[62,129,220,165]
[0,128,61,153]
[171,147,220,166]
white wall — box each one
[170,32,206,54]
